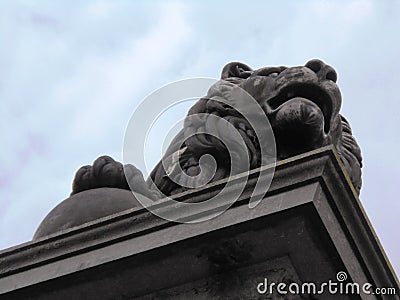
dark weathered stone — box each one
[71,59,362,201]
[150,59,362,196]
[33,188,141,239]
[35,59,363,242]
[0,148,397,299]
[71,156,157,199]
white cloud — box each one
[310,0,373,24]
[54,1,191,139]
[0,1,192,248]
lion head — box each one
[149,59,362,195]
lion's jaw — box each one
[238,62,342,159]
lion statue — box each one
[73,59,362,195]
[33,59,362,238]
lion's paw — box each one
[72,156,159,200]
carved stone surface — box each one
[150,59,362,196]
[0,149,397,299]
[35,59,363,239]
[72,59,361,197]
[137,256,303,300]
[33,188,141,239]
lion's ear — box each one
[221,62,253,79]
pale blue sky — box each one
[0,0,399,276]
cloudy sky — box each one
[0,0,399,276]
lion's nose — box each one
[305,59,337,83]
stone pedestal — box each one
[0,146,398,299]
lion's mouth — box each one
[268,84,333,133]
